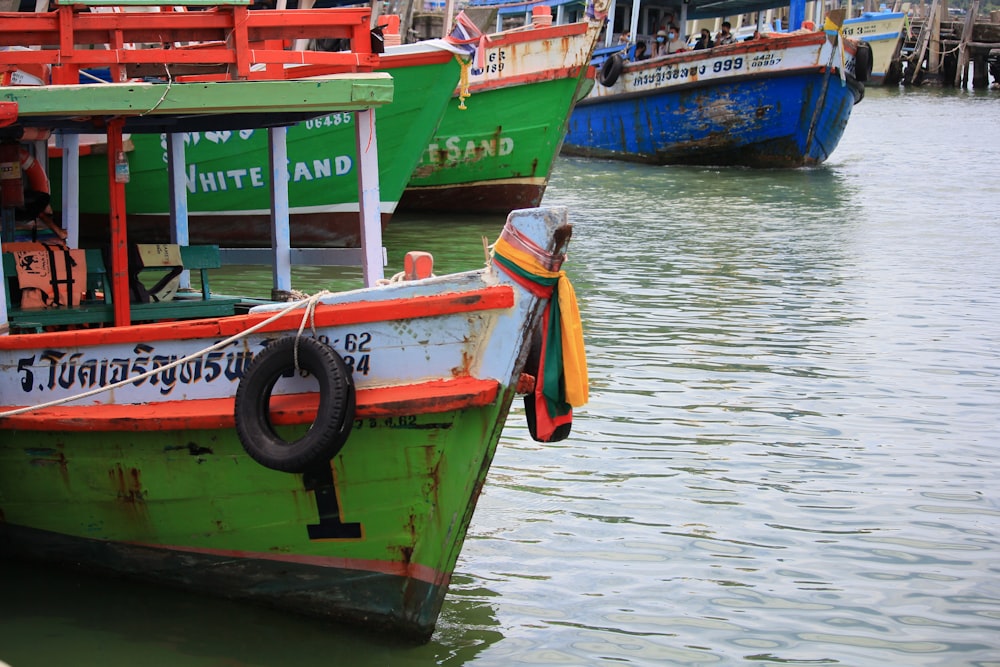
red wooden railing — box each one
[0,0,379,84]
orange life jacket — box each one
[13,246,87,310]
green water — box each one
[2,86,1000,666]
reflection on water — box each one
[0,561,503,666]
[2,88,1000,666]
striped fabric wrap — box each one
[492,222,589,440]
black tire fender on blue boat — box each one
[597,53,624,88]
[855,42,872,83]
[522,324,572,443]
[235,336,356,473]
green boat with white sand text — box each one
[398,5,606,213]
[51,51,461,248]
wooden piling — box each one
[953,0,980,87]
[902,8,1000,88]
[904,0,941,85]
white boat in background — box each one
[842,10,906,85]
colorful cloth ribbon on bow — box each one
[445,11,488,71]
[492,227,588,441]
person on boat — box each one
[715,21,738,46]
[747,29,761,41]
[654,30,668,56]
[694,29,714,50]
[633,40,649,61]
[665,26,687,53]
[618,30,631,46]
[655,27,686,56]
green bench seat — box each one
[3,245,244,332]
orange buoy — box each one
[19,127,52,142]
[18,148,50,197]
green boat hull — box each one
[400,76,584,213]
[1,3,583,641]
[50,57,461,248]
[398,20,601,214]
[0,204,580,642]
[0,397,512,640]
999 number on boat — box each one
[633,64,707,86]
[632,56,745,87]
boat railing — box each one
[0,0,381,84]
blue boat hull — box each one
[563,67,864,167]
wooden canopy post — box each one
[268,126,293,297]
[0,100,14,331]
[355,108,384,287]
[105,117,131,327]
[58,132,81,248]
[0,212,7,331]
[605,0,617,47]
[167,133,191,289]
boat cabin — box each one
[1,0,392,333]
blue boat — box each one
[567,28,866,166]
[477,0,868,167]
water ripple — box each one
[455,89,1000,667]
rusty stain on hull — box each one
[26,447,71,488]
[412,126,516,179]
[107,463,152,528]
[109,464,146,505]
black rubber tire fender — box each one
[854,42,872,82]
[235,336,356,473]
[597,53,624,88]
[522,324,572,443]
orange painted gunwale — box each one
[467,65,588,94]
[486,21,587,48]
[0,285,515,351]
[0,377,501,431]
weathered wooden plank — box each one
[0,76,394,119]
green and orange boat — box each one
[397,4,606,214]
[0,0,588,641]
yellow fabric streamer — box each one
[493,237,589,406]
[557,276,589,407]
[457,56,471,110]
